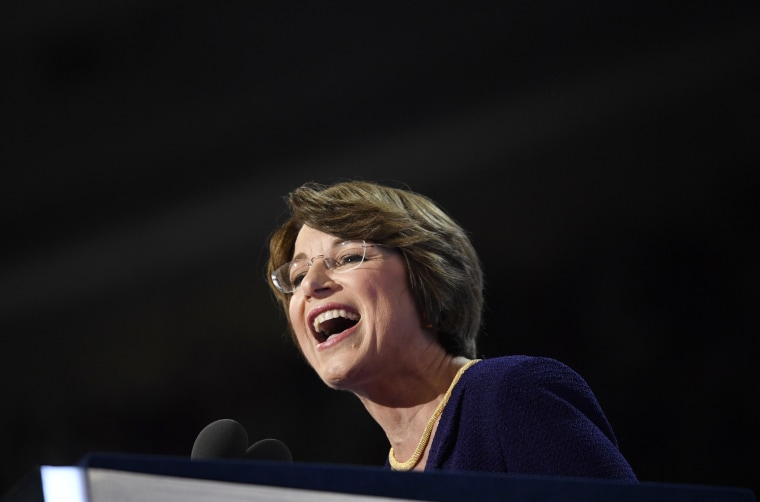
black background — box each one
[2,2,759,496]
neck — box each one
[355,354,472,470]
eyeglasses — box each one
[271,240,382,294]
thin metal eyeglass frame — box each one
[272,240,378,294]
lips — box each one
[310,307,360,343]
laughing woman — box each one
[266,180,637,480]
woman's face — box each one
[287,225,428,391]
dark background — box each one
[2,2,758,497]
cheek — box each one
[288,298,310,345]
[287,297,299,325]
[372,272,420,328]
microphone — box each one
[245,438,293,462]
[191,418,292,463]
[191,418,248,460]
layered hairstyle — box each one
[266,180,484,358]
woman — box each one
[266,180,637,480]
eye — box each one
[335,250,365,268]
[289,262,308,287]
[290,272,306,288]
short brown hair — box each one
[266,180,484,358]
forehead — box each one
[292,225,345,257]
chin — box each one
[318,361,356,390]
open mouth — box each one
[312,309,360,343]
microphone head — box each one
[245,438,293,463]
[191,419,249,460]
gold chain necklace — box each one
[388,359,481,471]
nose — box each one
[299,257,334,297]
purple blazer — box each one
[391,355,638,481]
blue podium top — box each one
[74,452,754,502]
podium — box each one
[2,452,755,502]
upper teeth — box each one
[313,309,359,334]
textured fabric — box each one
[392,355,638,480]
